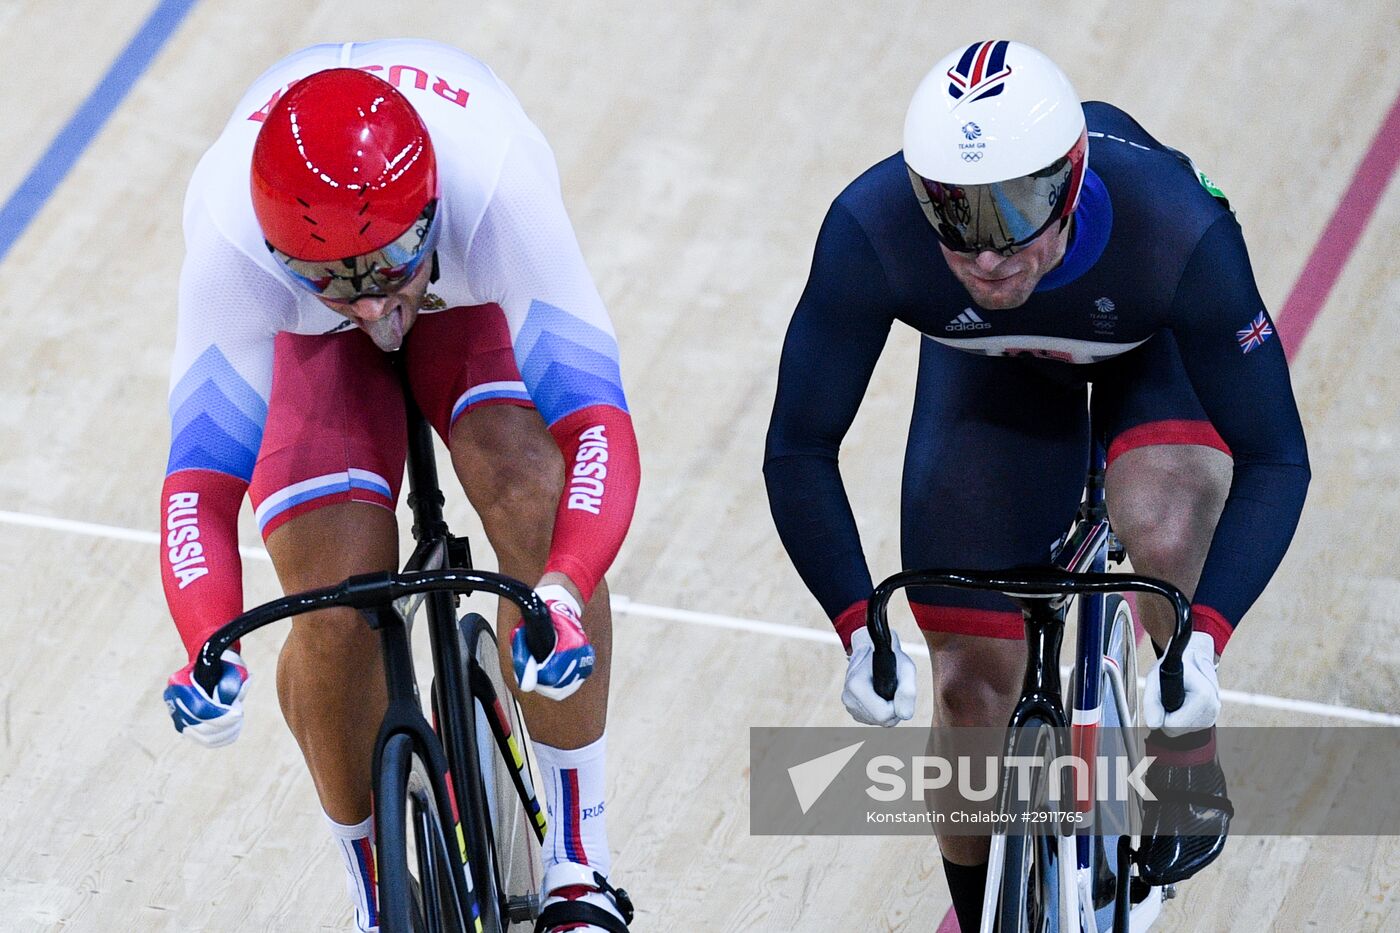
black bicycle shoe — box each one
[1137,728,1233,885]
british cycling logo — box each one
[1091,297,1118,334]
[946,40,1013,106]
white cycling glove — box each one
[842,627,917,727]
[1143,631,1220,736]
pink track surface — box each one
[1277,89,1400,360]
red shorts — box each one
[248,304,533,539]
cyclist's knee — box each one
[1108,445,1230,576]
[286,607,382,661]
[1121,518,1202,580]
[1113,491,1217,577]
[928,633,1023,727]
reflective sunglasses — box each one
[269,200,440,302]
[909,135,1085,256]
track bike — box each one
[193,352,550,932]
[868,440,1192,933]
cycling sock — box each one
[942,856,988,932]
[326,811,378,933]
[535,732,611,878]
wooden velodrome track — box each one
[1,1,1397,930]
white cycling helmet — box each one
[904,40,1087,255]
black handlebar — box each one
[194,568,553,694]
[867,567,1191,712]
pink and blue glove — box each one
[163,649,249,748]
[511,585,594,702]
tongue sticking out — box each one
[361,308,405,351]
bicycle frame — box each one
[192,351,556,932]
[1067,442,1114,921]
[866,441,1192,933]
[397,357,503,918]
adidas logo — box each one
[945,308,992,332]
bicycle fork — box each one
[980,602,1078,933]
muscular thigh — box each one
[1091,333,1233,568]
[403,303,560,561]
[402,303,535,441]
[1091,332,1231,469]
[249,329,406,550]
[249,330,407,648]
[901,340,1089,638]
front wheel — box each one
[462,612,545,927]
[995,719,1061,933]
[376,732,475,933]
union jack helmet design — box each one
[947,40,1014,104]
[905,41,1087,254]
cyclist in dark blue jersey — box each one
[763,40,1308,929]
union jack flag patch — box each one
[1235,311,1274,353]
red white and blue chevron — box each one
[515,299,629,427]
[166,344,267,480]
[947,40,1013,103]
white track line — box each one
[0,510,271,561]
[5,508,1399,726]
[609,595,841,645]
[1212,687,1400,725]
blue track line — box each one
[0,0,201,265]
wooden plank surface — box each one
[0,1,1396,929]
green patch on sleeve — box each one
[1196,170,1226,200]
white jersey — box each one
[169,39,625,482]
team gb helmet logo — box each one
[946,40,1014,105]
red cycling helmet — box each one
[251,68,440,299]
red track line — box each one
[1277,87,1400,360]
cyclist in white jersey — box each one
[160,39,638,933]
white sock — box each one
[535,732,612,878]
[326,812,378,932]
